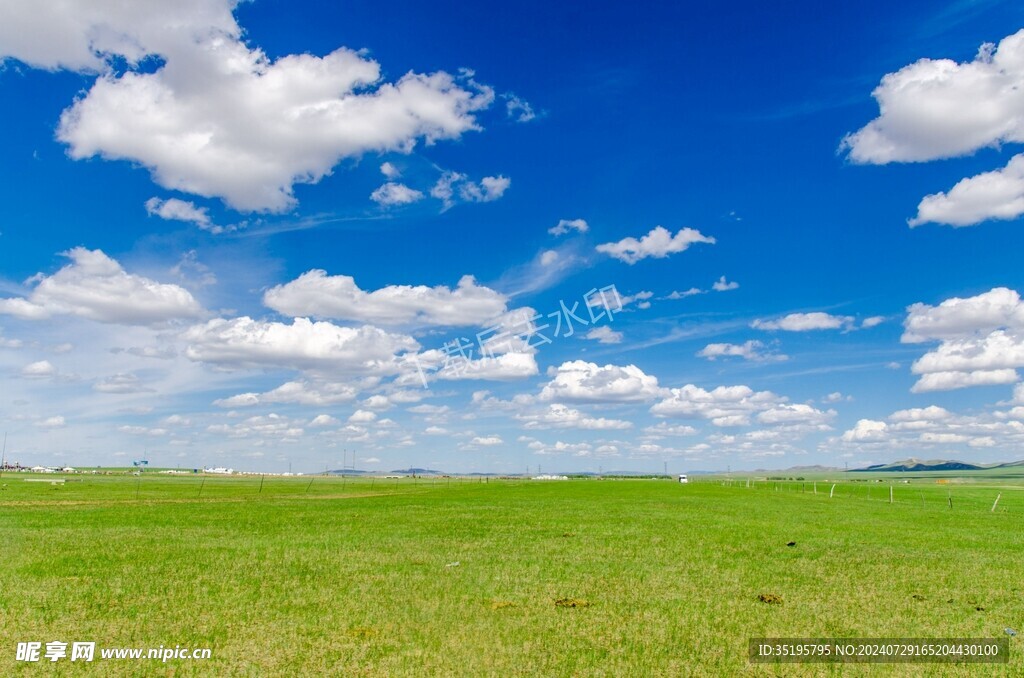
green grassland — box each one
[1,473,1022,676]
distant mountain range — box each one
[322,459,1024,476]
[849,458,1024,472]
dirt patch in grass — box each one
[757,593,783,605]
[555,598,591,608]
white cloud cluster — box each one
[21,360,57,378]
[650,384,785,427]
[712,276,739,292]
[0,248,203,325]
[523,438,604,457]
[902,287,1024,392]
[0,1,494,212]
[843,30,1024,228]
[145,197,214,231]
[504,93,536,122]
[539,361,662,403]
[697,340,786,362]
[757,404,834,427]
[584,326,623,344]
[434,350,539,382]
[548,218,588,236]
[183,317,418,374]
[835,404,1024,454]
[264,272,507,326]
[518,403,633,430]
[642,422,699,438]
[35,416,66,429]
[214,380,360,408]
[842,30,1024,164]
[0,332,23,349]
[751,312,854,332]
[370,182,424,207]
[431,172,510,210]
[207,413,304,441]
[596,226,715,265]
[909,154,1024,227]
[664,288,704,300]
[309,414,340,427]
[94,373,151,394]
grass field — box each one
[2,472,1022,676]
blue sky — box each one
[3,0,1024,473]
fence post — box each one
[829,484,836,498]
[992,493,1002,513]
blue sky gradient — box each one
[3,0,1024,473]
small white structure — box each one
[678,474,688,484]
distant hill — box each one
[391,468,441,475]
[847,458,1024,472]
[752,464,842,474]
[997,459,1024,468]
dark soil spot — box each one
[757,593,783,605]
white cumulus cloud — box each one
[712,276,739,292]
[697,340,785,362]
[0,247,203,325]
[183,317,418,374]
[0,1,494,212]
[540,360,662,403]
[264,272,507,326]
[751,312,855,332]
[596,226,715,265]
[902,287,1024,392]
[370,182,424,207]
[145,197,214,230]
[431,172,509,210]
[842,30,1024,164]
[909,154,1024,227]
[518,403,633,431]
[651,384,783,427]
[548,218,588,236]
[584,326,623,344]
